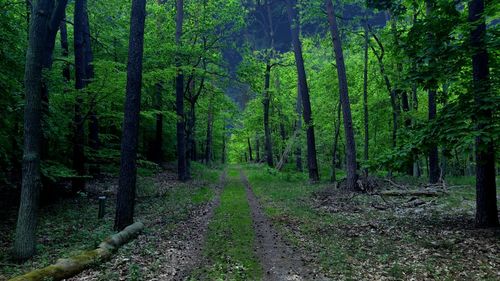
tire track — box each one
[240,170,328,281]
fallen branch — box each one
[379,190,447,197]
[9,222,144,281]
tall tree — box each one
[295,82,303,172]
[468,0,498,227]
[205,91,215,164]
[362,15,369,177]
[72,0,87,192]
[13,0,68,261]
[114,0,147,231]
[263,63,274,167]
[325,0,358,189]
[175,0,188,181]
[285,0,319,182]
[426,0,440,184]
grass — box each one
[191,167,262,281]
[243,163,500,281]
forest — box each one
[0,0,498,280]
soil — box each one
[239,171,328,281]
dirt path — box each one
[240,171,327,281]
[166,169,226,280]
[66,170,227,281]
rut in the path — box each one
[240,171,328,281]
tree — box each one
[426,0,440,184]
[72,0,88,192]
[114,0,147,231]
[285,0,319,182]
[13,0,68,261]
[175,0,188,181]
[468,0,498,227]
[325,0,358,189]
[362,15,369,177]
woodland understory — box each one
[0,0,499,280]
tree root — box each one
[9,222,144,281]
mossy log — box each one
[9,222,144,281]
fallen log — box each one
[9,222,144,281]
[379,190,446,197]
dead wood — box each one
[9,222,144,281]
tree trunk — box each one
[114,0,147,231]
[256,138,261,162]
[295,82,303,172]
[248,138,253,162]
[205,92,214,164]
[72,0,88,193]
[326,0,358,189]
[331,101,341,182]
[362,17,369,177]
[428,89,440,184]
[285,0,319,182]
[468,0,498,227]
[13,0,68,261]
[154,83,163,164]
[263,63,274,167]
[221,127,226,164]
[175,0,187,181]
[60,15,70,82]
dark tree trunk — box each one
[13,0,68,261]
[221,126,226,164]
[331,101,341,183]
[326,0,358,189]
[205,93,214,164]
[153,83,163,164]
[263,63,274,167]
[60,15,70,82]
[188,104,196,161]
[175,0,187,180]
[428,89,440,184]
[248,138,253,161]
[255,136,260,162]
[362,17,369,177]
[295,83,303,172]
[114,0,147,231]
[285,0,319,182]
[72,0,87,193]
[468,0,498,227]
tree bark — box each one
[256,138,261,162]
[60,14,70,82]
[263,63,274,167]
[285,0,319,182]
[72,0,87,193]
[114,0,147,231]
[331,101,341,182]
[205,92,214,164]
[153,83,163,164]
[468,0,498,227]
[295,82,303,172]
[428,88,440,184]
[326,0,358,190]
[175,0,187,180]
[248,138,254,161]
[13,0,69,261]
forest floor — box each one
[1,164,499,281]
